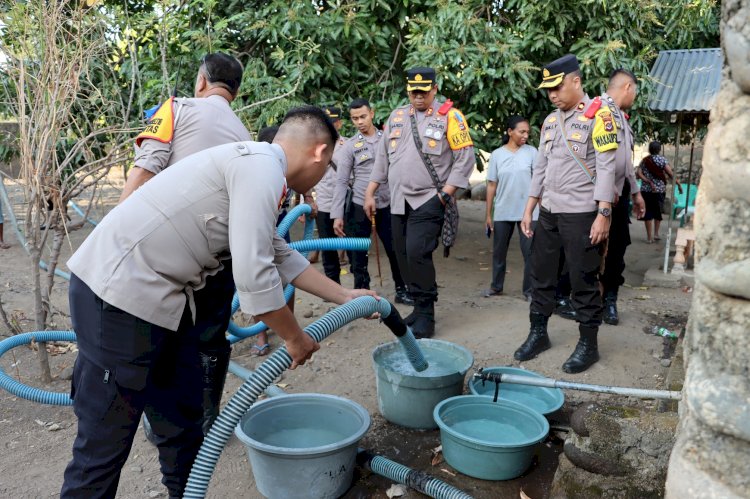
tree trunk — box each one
[30,248,52,383]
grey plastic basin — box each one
[234,393,370,499]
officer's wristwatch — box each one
[598,207,611,217]
[438,190,451,205]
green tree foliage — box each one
[3,0,719,163]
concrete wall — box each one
[665,1,750,497]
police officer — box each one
[554,69,647,325]
[331,98,411,304]
[311,106,346,283]
[600,69,646,324]
[61,106,376,498]
[515,54,617,374]
[119,53,250,445]
[365,67,475,338]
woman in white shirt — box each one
[483,116,538,300]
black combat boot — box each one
[514,312,552,361]
[562,324,600,373]
[395,286,415,306]
[602,290,619,325]
[199,345,232,435]
[554,296,577,321]
[410,300,435,339]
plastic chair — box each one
[673,183,698,226]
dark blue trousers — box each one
[62,265,234,499]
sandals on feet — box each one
[251,343,271,357]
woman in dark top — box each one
[637,141,681,243]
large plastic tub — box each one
[234,393,370,499]
[434,395,549,480]
[372,339,474,429]
[468,366,564,416]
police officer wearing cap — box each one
[515,54,617,374]
[365,67,475,338]
[61,106,376,498]
[311,106,346,283]
[114,51,249,455]
[331,98,411,303]
[599,69,646,324]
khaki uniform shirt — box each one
[529,95,617,213]
[314,136,346,213]
[68,142,309,331]
[601,93,639,198]
[330,131,390,220]
[370,102,476,215]
[134,95,251,173]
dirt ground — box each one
[0,176,691,499]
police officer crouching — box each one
[365,67,475,338]
[516,54,617,374]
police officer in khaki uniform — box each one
[331,98,411,304]
[515,54,617,374]
[64,53,249,497]
[120,52,250,444]
[61,106,376,498]
[312,106,346,283]
[365,67,475,338]
[600,69,646,324]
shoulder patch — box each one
[136,97,175,146]
[446,110,473,150]
[591,106,618,153]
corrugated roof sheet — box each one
[647,48,722,113]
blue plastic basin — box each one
[434,395,549,480]
[468,366,564,416]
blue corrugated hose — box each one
[0,331,76,406]
[183,296,427,498]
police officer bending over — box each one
[61,106,377,498]
[515,54,617,374]
[365,67,475,338]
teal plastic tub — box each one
[234,393,370,499]
[433,395,549,480]
[468,366,564,416]
[372,339,474,429]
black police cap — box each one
[324,106,342,120]
[406,67,436,92]
[538,54,580,89]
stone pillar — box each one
[665,2,750,497]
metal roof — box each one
[647,48,722,113]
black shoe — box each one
[514,312,551,361]
[404,308,417,326]
[395,287,415,306]
[602,291,619,325]
[554,297,577,321]
[562,325,600,373]
[411,315,435,339]
[410,300,435,339]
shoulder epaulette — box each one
[584,96,602,119]
[438,99,454,115]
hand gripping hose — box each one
[183,296,427,498]
[0,331,75,405]
[357,449,474,499]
